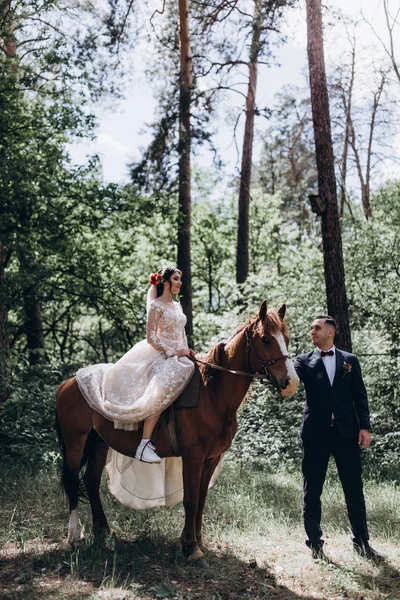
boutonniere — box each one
[343,362,352,378]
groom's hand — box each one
[358,429,371,450]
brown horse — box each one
[55,300,299,565]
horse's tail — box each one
[55,388,88,505]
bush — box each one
[0,363,60,468]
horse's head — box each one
[248,300,299,397]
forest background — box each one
[1,0,400,483]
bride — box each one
[76,265,195,464]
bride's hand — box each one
[175,348,195,358]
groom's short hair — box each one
[315,315,337,330]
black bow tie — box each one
[321,350,334,357]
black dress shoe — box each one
[311,545,327,560]
[306,540,326,560]
[353,540,384,562]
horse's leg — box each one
[82,430,110,537]
[196,456,221,552]
[63,432,90,547]
[56,379,94,546]
[181,453,206,564]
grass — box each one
[0,458,399,600]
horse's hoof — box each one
[93,526,111,538]
[68,536,85,549]
[188,557,209,569]
[187,549,205,563]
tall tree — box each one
[305,0,352,351]
[348,71,386,220]
[333,35,356,220]
[0,7,16,395]
[177,0,193,340]
[236,0,263,284]
[236,0,288,284]
[0,241,10,402]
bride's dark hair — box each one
[156,266,182,298]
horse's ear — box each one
[258,299,268,321]
[278,304,286,320]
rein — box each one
[193,327,289,384]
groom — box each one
[294,316,382,561]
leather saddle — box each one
[160,363,202,455]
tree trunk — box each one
[363,73,385,220]
[177,0,193,342]
[339,41,355,220]
[306,0,352,351]
[23,289,46,365]
[18,203,46,365]
[3,10,17,59]
[207,253,213,311]
[348,71,384,221]
[339,106,350,220]
[99,320,108,363]
[0,13,16,401]
[236,0,262,284]
[0,243,10,403]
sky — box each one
[68,0,400,186]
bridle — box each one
[244,327,289,384]
[194,326,290,386]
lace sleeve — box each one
[146,301,174,357]
[175,302,189,351]
[181,328,189,350]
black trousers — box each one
[302,426,369,544]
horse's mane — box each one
[199,342,226,391]
[199,308,288,392]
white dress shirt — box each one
[320,346,336,386]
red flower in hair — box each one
[149,272,163,285]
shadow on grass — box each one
[336,556,400,598]
[1,465,399,599]
[0,532,320,600]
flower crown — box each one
[149,266,177,286]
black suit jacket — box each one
[294,349,370,439]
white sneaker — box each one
[135,441,161,464]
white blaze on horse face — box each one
[273,332,300,397]
[67,509,85,546]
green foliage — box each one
[0,361,60,466]
[231,384,304,470]
[342,182,400,479]
[3,163,399,478]
[1,2,399,480]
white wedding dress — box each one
[76,298,195,429]
[76,298,221,509]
